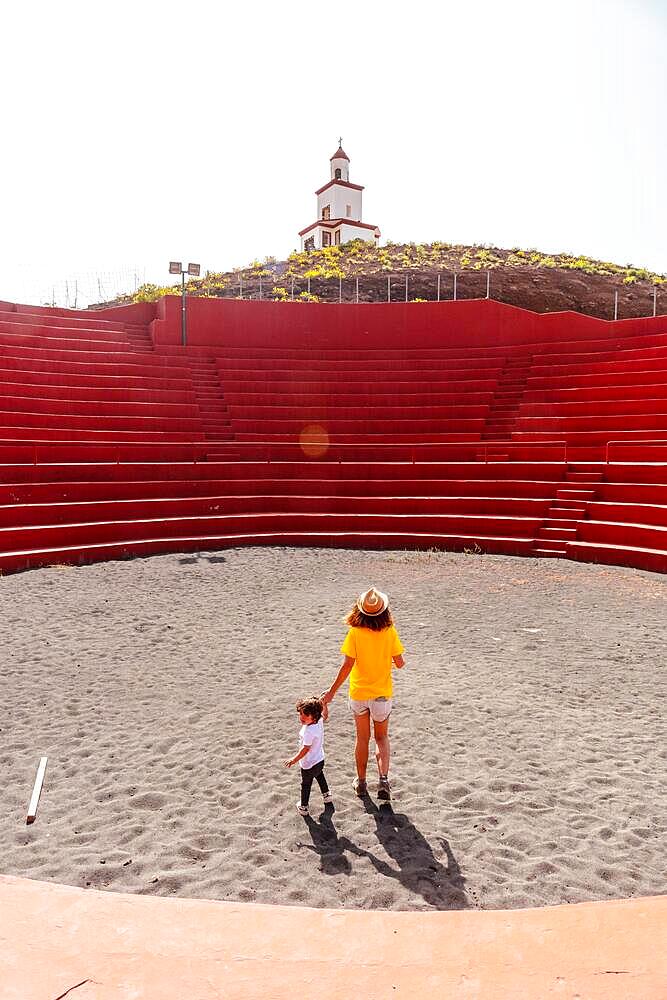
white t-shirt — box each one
[299,719,325,769]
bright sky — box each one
[2,0,665,306]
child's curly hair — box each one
[296,696,324,722]
[345,605,394,631]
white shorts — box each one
[348,696,393,723]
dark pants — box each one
[300,759,329,807]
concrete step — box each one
[533,547,566,558]
[555,488,596,500]
[534,537,569,550]
[548,506,586,518]
[537,526,577,540]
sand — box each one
[2,547,666,912]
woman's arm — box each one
[321,655,355,704]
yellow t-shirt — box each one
[340,625,404,700]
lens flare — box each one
[299,424,329,458]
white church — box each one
[299,143,381,251]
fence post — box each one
[654,285,657,317]
[387,275,391,302]
[290,278,294,301]
[239,273,243,299]
[405,274,408,302]
[437,273,441,302]
[355,277,359,304]
[614,290,618,321]
[453,273,458,301]
[307,276,311,297]
[486,270,490,299]
[339,275,342,303]
[259,276,262,300]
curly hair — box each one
[345,605,394,632]
[296,696,323,722]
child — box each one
[283,696,333,816]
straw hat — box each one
[357,587,389,616]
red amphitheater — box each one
[1,292,666,997]
[0,293,667,575]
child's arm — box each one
[322,655,355,704]
[283,744,311,768]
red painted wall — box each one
[3,295,665,351]
[1,300,159,326]
[147,296,667,351]
[92,302,158,325]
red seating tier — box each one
[0,298,665,574]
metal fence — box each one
[219,269,664,320]
[11,267,147,310]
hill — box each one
[106,241,665,320]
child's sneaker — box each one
[322,792,333,804]
[296,802,309,816]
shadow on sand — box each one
[299,805,354,876]
[298,799,469,909]
[178,553,227,565]
[359,796,469,909]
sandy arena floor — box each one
[2,547,666,911]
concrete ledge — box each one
[1,875,665,999]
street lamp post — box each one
[169,261,201,346]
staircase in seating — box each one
[481,354,531,440]
[186,356,234,440]
[532,465,604,558]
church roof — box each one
[315,178,363,196]
[298,218,379,237]
[330,145,350,161]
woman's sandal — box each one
[353,777,367,797]
[377,776,391,801]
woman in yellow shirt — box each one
[322,587,405,801]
